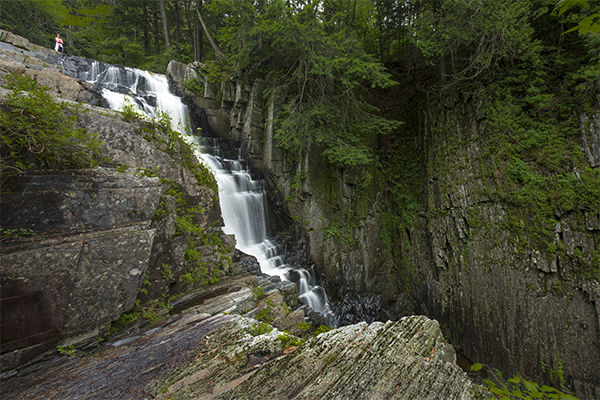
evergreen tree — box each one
[0,0,67,48]
[208,0,401,169]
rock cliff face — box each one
[1,170,161,368]
[165,61,600,397]
[406,91,600,398]
[0,32,234,371]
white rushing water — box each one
[87,61,334,323]
[196,142,334,319]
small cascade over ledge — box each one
[83,60,336,326]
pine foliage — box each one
[209,0,401,169]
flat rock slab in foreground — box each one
[2,282,487,400]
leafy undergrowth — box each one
[471,363,578,400]
[0,74,104,178]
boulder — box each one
[0,259,487,400]
[204,316,484,400]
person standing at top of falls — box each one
[54,34,64,53]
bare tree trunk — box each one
[195,4,226,59]
[194,24,204,61]
[153,1,160,54]
[143,3,149,52]
[174,0,181,50]
[184,0,192,37]
[159,0,172,49]
[184,0,199,60]
[193,0,204,61]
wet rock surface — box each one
[0,31,232,373]
[1,265,487,400]
[0,265,252,399]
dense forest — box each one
[2,0,599,288]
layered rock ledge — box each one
[1,267,488,400]
[0,31,231,371]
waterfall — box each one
[197,142,335,324]
[85,61,335,325]
[84,62,190,131]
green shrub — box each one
[56,344,78,357]
[0,227,37,242]
[184,76,204,96]
[277,332,304,348]
[294,321,311,332]
[312,325,333,336]
[253,286,266,300]
[255,307,274,323]
[471,363,578,399]
[160,263,174,281]
[247,322,273,336]
[110,311,140,333]
[120,97,141,122]
[0,74,103,176]
[142,305,164,324]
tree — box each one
[411,0,540,86]
[0,0,67,48]
[192,0,205,61]
[159,0,172,48]
[554,0,600,35]
[0,0,217,71]
[195,4,226,60]
[207,0,401,169]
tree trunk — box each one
[174,0,181,50]
[193,0,204,61]
[184,0,199,60]
[159,0,172,49]
[143,3,149,52]
[194,24,204,61]
[195,4,226,59]
[153,1,160,54]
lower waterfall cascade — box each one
[84,61,336,326]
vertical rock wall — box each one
[166,62,599,397]
[406,91,600,397]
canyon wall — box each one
[410,90,600,397]
[168,61,600,397]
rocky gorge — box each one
[0,30,488,399]
[0,26,598,400]
[166,52,600,399]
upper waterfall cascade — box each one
[85,61,335,325]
